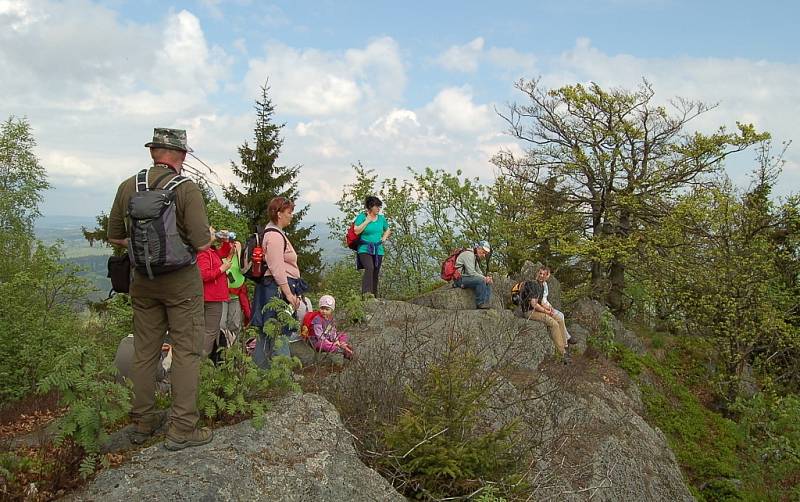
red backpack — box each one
[344,224,360,250]
[441,248,469,281]
[300,311,322,341]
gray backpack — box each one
[127,168,195,279]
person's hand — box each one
[485,275,493,285]
[220,259,231,273]
[288,293,301,309]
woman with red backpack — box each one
[353,196,391,297]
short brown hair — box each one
[267,196,295,223]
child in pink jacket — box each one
[311,295,353,359]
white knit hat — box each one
[319,295,336,310]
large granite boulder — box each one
[325,299,693,502]
[410,260,563,312]
[72,393,403,502]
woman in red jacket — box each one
[197,226,231,357]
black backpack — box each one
[240,226,287,281]
[126,168,195,279]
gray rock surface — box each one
[71,394,403,502]
[324,299,693,502]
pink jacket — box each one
[197,248,229,302]
[263,224,300,286]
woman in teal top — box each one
[354,195,391,296]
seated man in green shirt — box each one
[454,241,493,309]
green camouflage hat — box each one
[144,128,193,152]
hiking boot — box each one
[562,352,572,365]
[567,337,577,345]
[164,427,213,451]
[127,410,167,445]
[477,303,491,310]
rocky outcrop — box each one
[72,394,403,502]
[411,259,562,312]
[328,298,693,502]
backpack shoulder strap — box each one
[163,175,189,191]
[264,227,288,252]
[135,168,150,193]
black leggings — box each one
[358,253,380,296]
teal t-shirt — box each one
[354,213,388,255]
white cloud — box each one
[436,37,484,73]
[423,87,495,134]
[0,0,233,196]
[435,37,536,75]
[244,37,405,117]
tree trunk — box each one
[607,258,625,315]
[590,203,604,299]
[607,208,631,315]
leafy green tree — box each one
[327,162,378,235]
[637,145,800,400]
[497,79,768,314]
[0,116,50,279]
[224,82,322,286]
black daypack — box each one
[240,226,287,281]
[126,168,195,279]
[107,253,131,296]
[510,280,528,307]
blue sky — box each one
[2,0,798,223]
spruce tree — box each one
[224,82,322,286]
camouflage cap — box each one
[144,128,193,153]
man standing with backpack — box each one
[107,128,213,451]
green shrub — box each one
[0,243,92,402]
[36,344,132,478]
[588,310,618,357]
[381,352,520,500]
[197,345,298,428]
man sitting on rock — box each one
[540,267,576,347]
[454,240,493,309]
[522,266,570,362]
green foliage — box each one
[319,258,367,324]
[381,351,520,500]
[496,79,768,313]
[37,344,132,478]
[206,199,250,240]
[0,116,50,280]
[637,148,800,401]
[329,163,503,299]
[224,82,322,287]
[197,345,298,427]
[611,333,799,501]
[473,486,508,502]
[588,310,618,357]
[262,295,300,340]
[0,242,93,402]
[0,451,34,485]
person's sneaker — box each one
[477,303,491,309]
[164,427,213,451]
[127,410,167,445]
[567,337,577,345]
